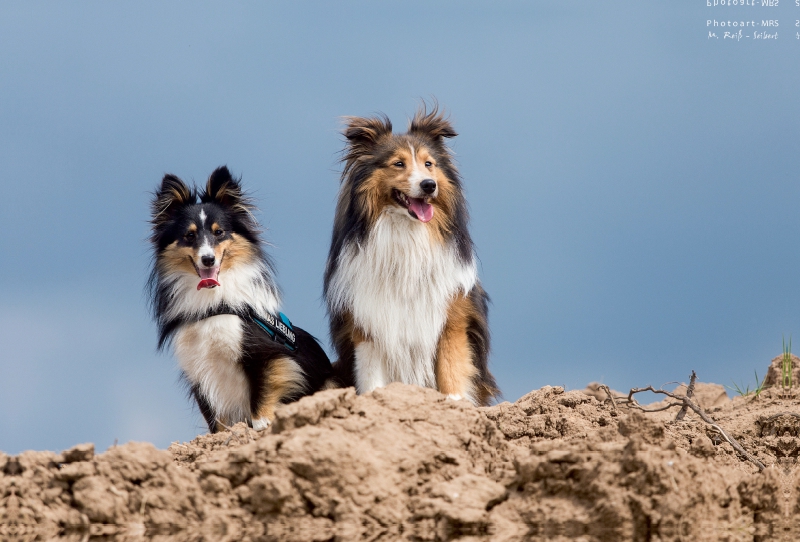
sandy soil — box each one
[3,355,800,541]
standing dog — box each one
[324,106,499,405]
[148,166,332,432]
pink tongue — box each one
[408,198,434,223]
[196,267,220,290]
[197,278,220,290]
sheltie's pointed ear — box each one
[409,104,457,141]
[342,115,393,154]
[202,166,257,223]
[151,174,193,229]
[202,166,244,208]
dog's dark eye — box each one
[425,161,433,168]
[393,161,404,168]
[185,232,196,242]
[214,229,224,236]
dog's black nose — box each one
[420,179,436,194]
[201,255,216,267]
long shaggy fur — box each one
[148,166,331,432]
[324,104,499,405]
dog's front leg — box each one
[252,356,305,430]
[354,340,389,394]
[435,295,478,404]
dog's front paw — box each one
[252,417,272,431]
[446,394,464,401]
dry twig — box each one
[622,375,765,471]
[599,384,619,414]
[674,370,697,422]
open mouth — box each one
[191,258,221,290]
[392,189,434,223]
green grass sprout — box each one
[726,370,765,398]
[782,335,793,392]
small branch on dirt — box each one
[223,430,242,447]
[674,370,697,422]
[599,384,619,413]
[216,421,241,446]
[629,401,685,413]
[219,424,256,447]
[622,375,766,471]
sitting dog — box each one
[148,166,332,432]
[324,106,499,405]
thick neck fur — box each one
[150,255,280,348]
[326,208,477,386]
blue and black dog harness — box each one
[249,310,297,351]
[195,304,297,351]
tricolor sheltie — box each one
[148,166,332,433]
[324,106,499,406]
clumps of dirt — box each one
[171,386,517,540]
[3,376,800,541]
[0,441,232,541]
[483,386,619,446]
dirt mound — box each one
[3,378,800,540]
[763,353,800,390]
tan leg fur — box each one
[435,294,478,401]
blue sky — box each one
[2,2,799,454]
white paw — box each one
[446,394,463,401]
[252,417,271,431]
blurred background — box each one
[2,1,798,454]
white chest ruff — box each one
[327,210,477,389]
[173,315,250,424]
[162,260,280,324]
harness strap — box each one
[193,305,297,351]
[250,311,297,351]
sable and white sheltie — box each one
[324,106,499,406]
[148,166,332,432]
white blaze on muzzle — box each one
[405,144,435,223]
[196,240,221,290]
[198,240,215,262]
